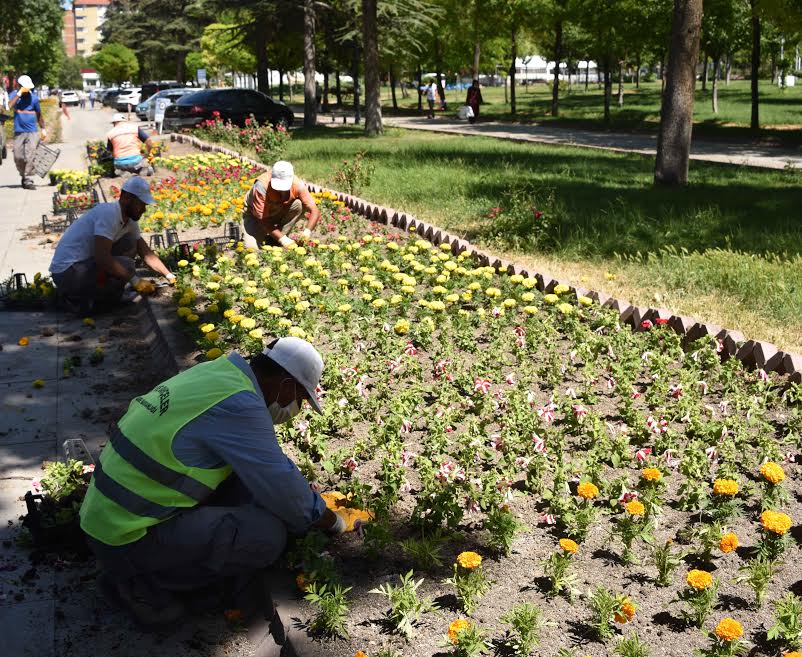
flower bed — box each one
[163,193,802,656]
[191,112,290,164]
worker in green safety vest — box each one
[80,337,349,628]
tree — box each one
[654,0,703,186]
[0,0,64,85]
[701,0,749,113]
[58,55,87,89]
[362,0,382,134]
[750,0,761,131]
[304,0,317,127]
[92,43,140,84]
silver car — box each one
[140,88,196,123]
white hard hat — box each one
[270,161,294,192]
[111,113,127,123]
[121,176,156,205]
[263,337,324,413]
[18,75,34,89]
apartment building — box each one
[63,0,110,58]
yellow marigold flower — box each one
[186,314,199,323]
[206,348,223,360]
[240,318,257,330]
[248,328,263,339]
[614,600,636,624]
[719,533,738,554]
[641,468,662,482]
[686,569,713,590]
[713,479,739,496]
[484,287,501,298]
[205,331,220,342]
[288,326,306,338]
[761,510,792,535]
[521,292,535,302]
[82,317,96,327]
[32,379,45,389]
[354,652,368,657]
[577,481,599,500]
[783,652,802,657]
[393,319,410,335]
[177,259,189,267]
[760,462,785,485]
[557,303,574,315]
[200,323,215,333]
[456,551,482,570]
[715,618,743,642]
[223,309,235,318]
[559,538,579,554]
[448,619,471,645]
[543,293,559,304]
[578,295,593,306]
[523,305,538,315]
[553,284,570,295]
[625,500,645,516]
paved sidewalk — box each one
[381,115,802,170]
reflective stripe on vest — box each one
[107,123,142,159]
[80,356,255,546]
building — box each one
[62,0,110,58]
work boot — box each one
[98,573,186,629]
[22,178,35,190]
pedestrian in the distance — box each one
[89,88,96,109]
[465,79,483,124]
[424,80,437,119]
[8,74,46,189]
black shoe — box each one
[98,573,186,629]
[22,178,35,190]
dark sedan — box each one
[163,89,294,132]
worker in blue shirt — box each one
[80,337,350,628]
[8,74,46,189]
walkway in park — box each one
[380,115,802,170]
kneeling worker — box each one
[79,337,348,626]
[49,176,175,314]
[242,160,320,249]
[107,113,154,176]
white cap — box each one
[111,113,128,124]
[121,176,156,205]
[270,161,294,192]
[18,75,34,89]
[263,337,324,413]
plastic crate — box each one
[41,210,78,233]
[32,142,61,178]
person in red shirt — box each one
[241,160,321,249]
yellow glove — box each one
[320,491,372,532]
[134,280,156,295]
[20,87,30,95]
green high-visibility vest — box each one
[80,356,255,546]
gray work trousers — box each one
[51,233,137,311]
[85,476,288,598]
[241,199,304,249]
[13,131,39,178]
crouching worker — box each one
[49,176,175,314]
[108,113,154,176]
[241,160,321,249]
[79,338,349,628]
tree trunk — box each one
[417,63,423,112]
[636,54,641,88]
[660,51,666,93]
[175,52,186,83]
[303,0,317,128]
[352,43,361,124]
[750,0,760,132]
[435,38,446,108]
[654,0,703,186]
[585,60,589,90]
[390,67,398,110]
[725,54,731,85]
[362,0,382,135]
[335,70,342,107]
[617,61,625,108]
[510,26,517,115]
[603,58,612,125]
[322,71,330,112]
[279,68,285,102]
[256,30,269,95]
[702,52,708,91]
[472,0,481,79]
[552,20,562,117]
[712,58,719,113]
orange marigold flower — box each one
[355,652,368,657]
[577,481,599,499]
[713,479,739,496]
[715,618,743,642]
[719,533,738,554]
[625,500,645,516]
[559,538,579,554]
[686,569,714,590]
[614,600,636,624]
[641,468,662,482]
[456,551,482,570]
[761,510,792,535]
[448,619,471,645]
[760,462,786,485]
[224,608,243,622]
[783,652,802,657]
[18,336,29,346]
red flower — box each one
[640,319,653,330]
[655,318,669,325]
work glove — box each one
[164,272,176,285]
[328,511,347,535]
[279,235,296,249]
[301,228,312,240]
[40,128,47,141]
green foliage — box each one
[40,459,89,502]
[651,540,685,587]
[369,570,437,639]
[444,561,491,615]
[1,0,64,85]
[401,530,447,571]
[332,151,375,195]
[500,602,544,657]
[615,632,650,657]
[768,592,802,648]
[673,576,720,628]
[483,506,524,556]
[304,582,352,638]
[91,43,140,85]
[735,557,777,608]
[58,56,87,90]
[588,586,625,641]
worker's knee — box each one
[224,507,287,569]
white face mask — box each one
[268,378,302,424]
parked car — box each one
[102,89,122,107]
[135,99,150,121]
[163,89,294,132]
[140,81,187,103]
[115,88,141,111]
[139,88,196,122]
[60,90,80,106]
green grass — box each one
[379,80,802,142]
[284,126,802,350]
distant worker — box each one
[8,74,46,190]
[49,176,175,314]
[89,88,96,109]
[241,160,320,249]
[465,79,483,124]
[107,113,153,176]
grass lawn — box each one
[379,80,802,142]
[285,126,802,351]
